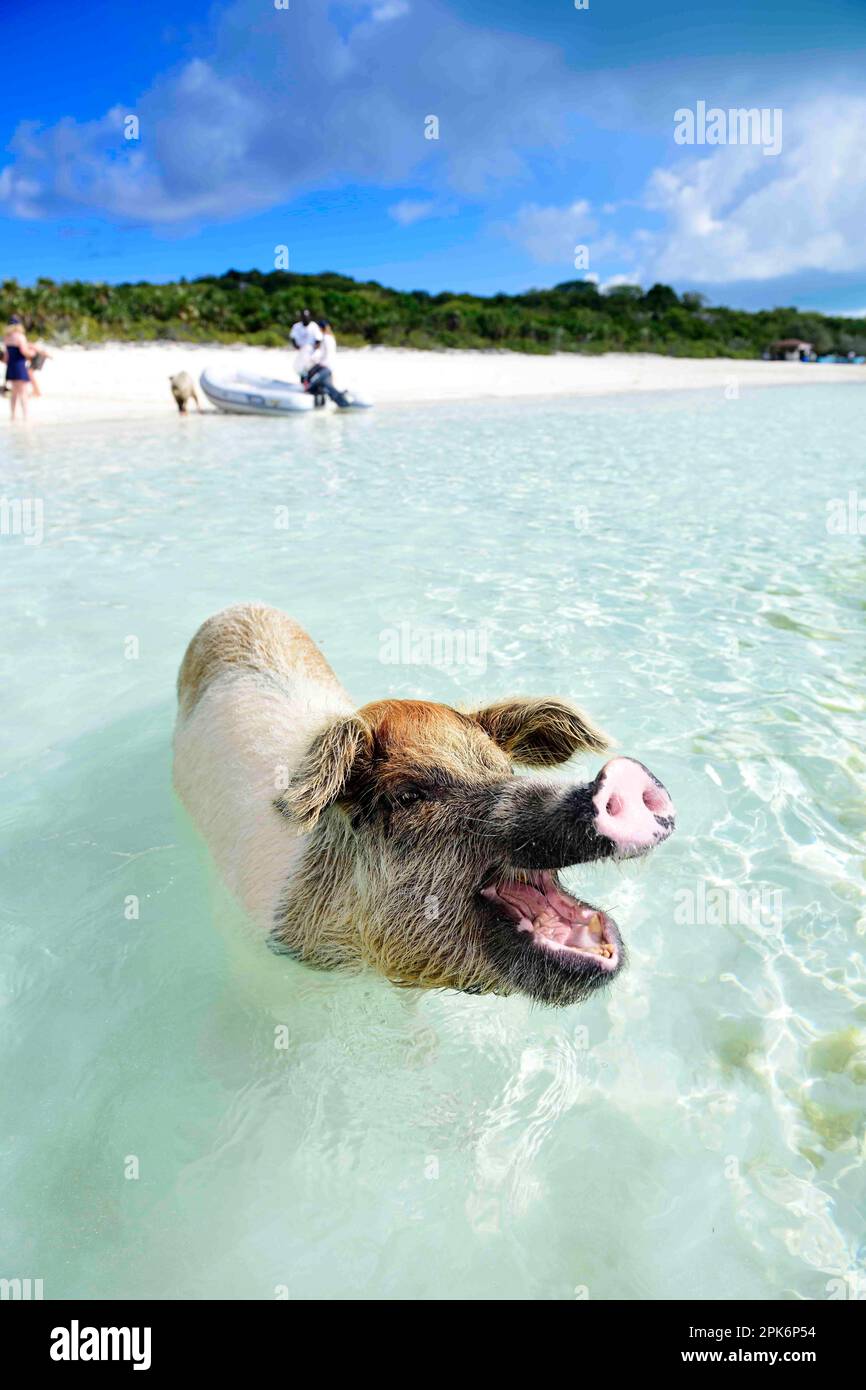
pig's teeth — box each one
[587,913,604,942]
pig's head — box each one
[274,698,674,1007]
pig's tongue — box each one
[481,871,615,958]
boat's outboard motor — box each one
[303,363,369,409]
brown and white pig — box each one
[172,603,675,1007]
[169,371,201,413]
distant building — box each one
[766,338,814,362]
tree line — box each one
[3,269,864,359]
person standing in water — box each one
[289,308,323,376]
[3,315,36,421]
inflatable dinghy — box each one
[200,367,313,414]
[200,367,373,415]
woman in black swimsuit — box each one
[3,315,35,421]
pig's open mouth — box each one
[480,870,622,975]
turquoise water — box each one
[2,385,865,1301]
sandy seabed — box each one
[4,341,865,425]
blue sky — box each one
[2,0,865,312]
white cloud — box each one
[501,199,597,264]
[501,97,866,293]
[388,199,437,225]
[0,0,575,227]
[599,273,641,292]
[371,1,410,20]
[635,97,866,284]
[4,0,863,309]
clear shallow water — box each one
[2,384,865,1301]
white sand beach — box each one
[6,341,866,425]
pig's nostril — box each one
[642,786,666,813]
[606,793,624,816]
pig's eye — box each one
[395,788,426,808]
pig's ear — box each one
[276,714,372,829]
[473,697,609,766]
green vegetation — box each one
[3,269,865,358]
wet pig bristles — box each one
[173,604,675,1007]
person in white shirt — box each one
[289,308,323,375]
[304,320,352,408]
[314,322,337,372]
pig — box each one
[172,604,675,1007]
[169,371,201,413]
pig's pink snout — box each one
[592,757,675,857]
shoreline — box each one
[5,342,866,425]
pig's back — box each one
[172,605,353,929]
